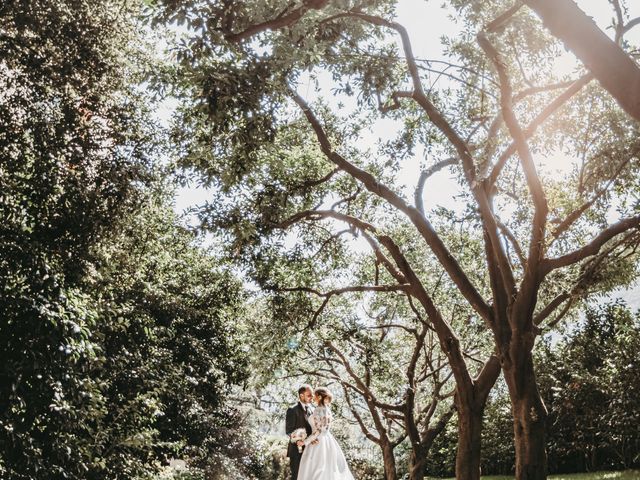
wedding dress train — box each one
[297,405,354,480]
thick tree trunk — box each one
[408,445,428,480]
[504,349,548,480]
[381,441,398,480]
[455,403,484,480]
[523,0,640,122]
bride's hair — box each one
[314,387,333,406]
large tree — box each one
[152,1,640,478]
[0,1,255,478]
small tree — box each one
[298,289,459,480]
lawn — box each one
[427,471,640,480]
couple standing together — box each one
[285,385,354,480]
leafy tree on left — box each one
[0,1,255,479]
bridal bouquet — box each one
[290,428,307,453]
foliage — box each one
[539,301,640,473]
[0,0,154,477]
[424,301,640,476]
[0,1,258,478]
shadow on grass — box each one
[426,470,640,480]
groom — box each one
[285,384,313,480]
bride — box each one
[297,387,354,480]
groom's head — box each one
[298,384,313,405]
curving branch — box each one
[414,158,457,214]
[622,17,640,36]
[543,214,640,272]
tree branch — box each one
[523,0,640,122]
[533,292,570,325]
[478,32,549,281]
[415,158,457,214]
[551,154,636,240]
[315,12,518,299]
[487,73,593,187]
[543,214,640,272]
[224,0,330,42]
[290,90,493,323]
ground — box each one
[427,471,640,480]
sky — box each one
[170,0,640,306]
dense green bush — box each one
[0,1,262,478]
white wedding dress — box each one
[297,405,354,480]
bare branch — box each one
[277,208,375,232]
[544,296,576,330]
[513,79,577,102]
[340,383,381,444]
[496,218,525,267]
[478,32,549,280]
[487,74,593,187]
[279,284,411,297]
[293,167,341,191]
[484,2,523,33]
[326,341,405,413]
[533,292,570,326]
[551,154,636,240]
[379,90,414,113]
[278,284,411,328]
[622,17,640,36]
[543,214,640,272]
[415,158,457,214]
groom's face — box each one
[299,388,313,405]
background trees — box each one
[539,301,640,474]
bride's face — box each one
[313,393,322,405]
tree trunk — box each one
[408,446,427,480]
[523,0,640,122]
[455,403,483,480]
[504,349,548,480]
[381,441,398,480]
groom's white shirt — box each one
[299,401,313,416]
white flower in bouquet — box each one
[290,428,307,453]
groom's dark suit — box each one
[285,402,313,480]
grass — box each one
[426,471,640,480]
